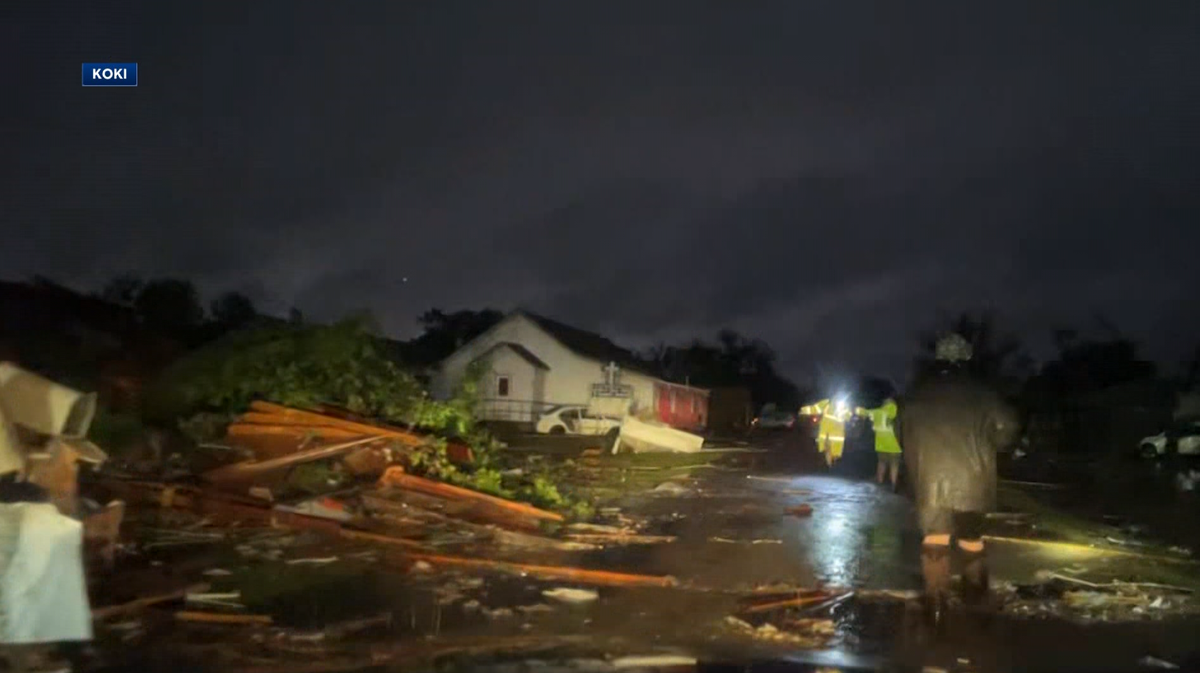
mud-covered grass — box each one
[996,486,1124,545]
[559,462,711,503]
[993,484,1200,592]
[601,452,739,470]
[502,449,736,506]
[218,562,396,628]
[997,485,1194,559]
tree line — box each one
[96,274,283,347]
[913,310,1164,404]
[82,275,1179,411]
[82,280,802,409]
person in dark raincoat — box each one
[898,334,1020,620]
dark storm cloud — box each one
[5,1,1200,383]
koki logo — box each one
[82,63,138,87]
[93,67,127,80]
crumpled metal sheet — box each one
[0,362,97,439]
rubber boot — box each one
[959,541,989,607]
[921,543,952,631]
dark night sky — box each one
[5,1,1200,386]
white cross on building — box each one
[603,361,621,386]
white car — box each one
[535,405,622,436]
[752,403,796,430]
[1139,420,1200,458]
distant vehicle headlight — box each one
[835,398,849,417]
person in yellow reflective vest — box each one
[805,398,851,467]
[856,397,902,490]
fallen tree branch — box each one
[1045,572,1195,594]
[395,551,677,588]
[739,590,831,614]
[563,533,677,546]
[797,591,855,616]
[566,523,638,534]
[339,528,428,549]
[175,611,273,625]
[316,613,392,640]
[1000,479,1072,490]
[92,583,212,619]
[205,436,385,482]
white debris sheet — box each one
[0,502,93,643]
[613,416,704,454]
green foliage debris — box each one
[144,316,423,424]
[286,461,349,495]
[145,317,593,519]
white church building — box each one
[430,311,709,431]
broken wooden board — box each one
[367,486,545,533]
[225,401,473,464]
[377,467,563,526]
[614,416,704,454]
[362,492,594,552]
[97,479,346,536]
[93,583,212,620]
[203,436,384,484]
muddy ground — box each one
[86,432,1200,673]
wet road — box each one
[106,433,1200,673]
[593,430,920,590]
[560,434,1200,672]
[596,467,922,593]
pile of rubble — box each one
[0,363,693,672]
[998,571,1199,623]
[95,399,680,585]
